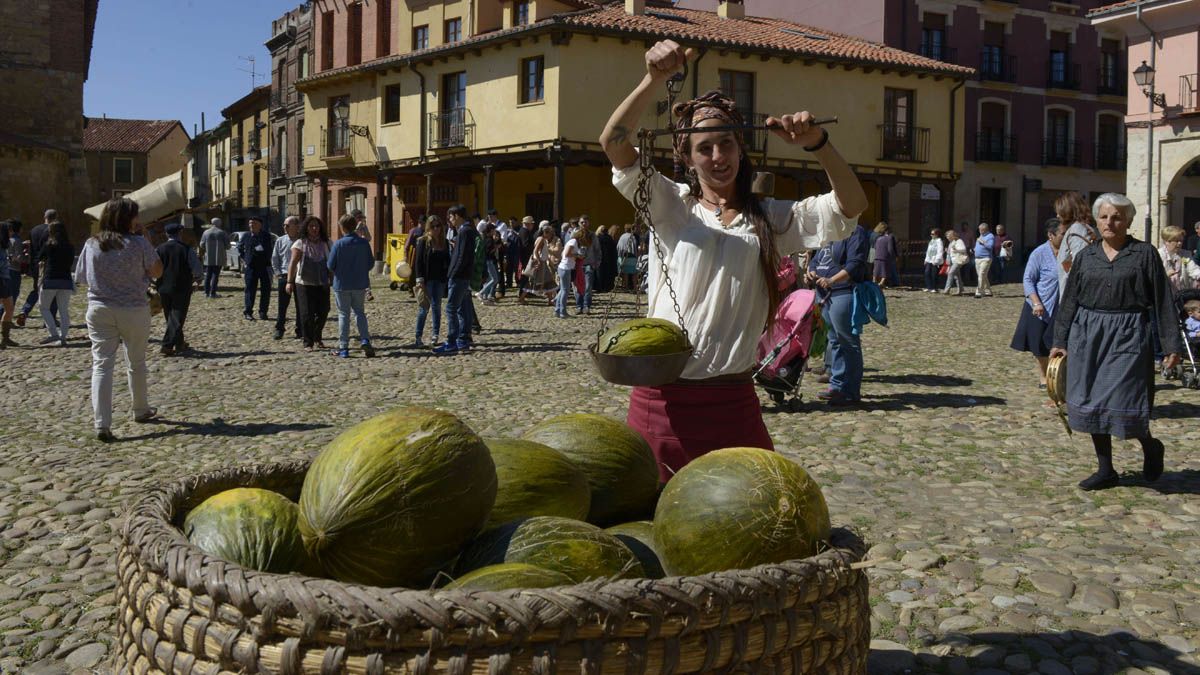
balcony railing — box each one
[246,186,260,206]
[1047,61,1081,90]
[919,45,957,64]
[322,124,351,158]
[1182,73,1200,114]
[1097,66,1125,96]
[974,132,1018,162]
[428,108,476,150]
[269,153,286,182]
[270,91,286,111]
[1094,143,1126,171]
[230,137,243,163]
[1042,138,1082,167]
[979,52,1018,83]
[877,123,930,163]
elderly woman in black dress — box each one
[1050,193,1181,490]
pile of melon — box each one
[180,407,831,590]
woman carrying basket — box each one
[600,40,868,481]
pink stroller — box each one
[755,288,819,411]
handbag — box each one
[938,262,949,276]
[415,284,430,310]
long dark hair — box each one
[96,198,139,251]
[302,215,329,243]
[0,221,10,250]
[48,221,69,248]
[674,91,780,323]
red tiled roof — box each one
[1088,0,1141,15]
[82,118,185,153]
[559,4,974,76]
[300,1,972,87]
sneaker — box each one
[974,294,983,299]
[431,334,440,346]
[58,339,67,348]
[38,336,57,345]
[258,313,268,320]
[332,348,350,358]
[432,342,459,355]
[273,329,284,340]
[96,428,115,443]
[456,341,473,352]
[134,407,158,423]
[361,342,376,358]
[244,313,255,321]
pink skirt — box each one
[628,381,774,483]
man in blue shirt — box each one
[327,214,376,358]
[806,224,871,405]
[973,222,995,298]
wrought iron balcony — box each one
[1094,143,1126,171]
[1047,61,1081,90]
[919,44,957,64]
[974,132,1017,163]
[270,91,287,111]
[877,123,930,163]
[427,108,475,150]
[1097,66,1126,96]
[246,186,260,206]
[979,52,1018,83]
[1182,73,1200,114]
[1042,138,1082,167]
[322,124,351,159]
[230,137,243,163]
[269,154,287,183]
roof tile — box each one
[83,118,184,153]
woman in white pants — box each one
[73,198,163,442]
[38,221,75,345]
[943,229,968,295]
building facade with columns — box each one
[299,0,974,257]
[1090,0,1200,244]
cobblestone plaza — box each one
[0,283,1196,674]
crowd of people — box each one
[918,221,1014,297]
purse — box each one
[415,284,430,310]
[938,262,949,276]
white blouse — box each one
[612,162,858,379]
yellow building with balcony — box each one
[299,0,972,250]
[222,85,273,232]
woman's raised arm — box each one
[600,41,695,170]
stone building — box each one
[221,85,273,232]
[681,0,1130,260]
[0,0,99,241]
[82,117,190,208]
[267,2,315,229]
[1091,0,1200,243]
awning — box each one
[85,169,186,224]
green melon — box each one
[521,414,658,526]
[445,562,574,591]
[456,516,645,583]
[653,447,830,576]
[598,318,688,356]
[605,521,665,579]
[298,407,497,587]
[183,488,308,574]
[483,439,591,530]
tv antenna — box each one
[237,55,265,89]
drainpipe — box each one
[948,77,965,239]
[411,63,427,161]
[1136,2,1156,242]
[691,47,706,99]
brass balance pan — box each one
[1046,354,1067,405]
[588,345,694,387]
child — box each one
[1186,299,1200,342]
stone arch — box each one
[1161,142,1200,241]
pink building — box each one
[1090,0,1200,242]
[680,0,1130,263]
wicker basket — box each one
[115,461,869,674]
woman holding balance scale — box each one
[600,40,869,482]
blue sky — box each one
[84,0,294,137]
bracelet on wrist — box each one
[803,128,830,153]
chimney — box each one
[718,0,745,19]
[625,0,644,15]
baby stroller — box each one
[1164,288,1200,389]
[754,286,819,411]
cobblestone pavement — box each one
[0,277,1196,674]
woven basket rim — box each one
[121,460,866,631]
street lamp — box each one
[1133,60,1166,108]
[333,99,370,137]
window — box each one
[882,88,915,160]
[320,11,334,70]
[718,69,756,148]
[376,0,391,58]
[976,101,1012,162]
[296,120,305,171]
[515,0,530,26]
[413,25,429,50]
[920,14,947,61]
[445,18,462,44]
[1048,31,1071,88]
[344,188,367,217]
[384,84,402,123]
[299,48,309,79]
[1096,114,1123,170]
[439,72,467,147]
[520,56,544,104]
[328,95,350,156]
[347,2,363,66]
[113,157,133,185]
[1044,108,1073,166]
[1099,39,1120,94]
[980,21,1007,81]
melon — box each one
[456,516,645,583]
[653,447,830,576]
[445,562,574,591]
[298,407,496,587]
[598,318,688,356]
[605,521,665,579]
[521,414,658,526]
[484,439,591,530]
[183,488,308,574]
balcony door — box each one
[1096,114,1122,169]
[978,101,1008,161]
[884,88,914,160]
[719,70,758,150]
[440,72,466,146]
[1046,109,1071,165]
